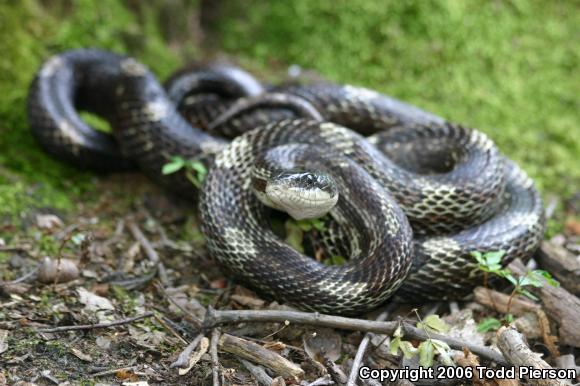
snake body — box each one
[27,49,545,314]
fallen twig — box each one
[36,312,154,333]
[219,333,304,379]
[347,307,392,386]
[303,375,334,386]
[497,326,568,386]
[170,333,204,369]
[154,314,188,345]
[240,359,273,386]
[127,220,169,285]
[211,329,221,386]
[90,366,137,378]
[204,307,507,365]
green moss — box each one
[0,0,187,220]
[217,0,579,198]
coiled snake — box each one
[27,49,545,315]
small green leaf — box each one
[393,325,403,338]
[417,314,449,334]
[311,218,326,231]
[324,255,346,266]
[518,288,539,301]
[477,317,502,332]
[484,250,505,265]
[162,158,185,174]
[418,340,435,367]
[431,339,454,366]
[503,314,514,323]
[399,340,419,359]
[389,336,400,355]
[527,270,559,288]
[284,220,304,252]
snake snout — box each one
[256,169,339,220]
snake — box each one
[27,49,545,315]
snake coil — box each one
[27,49,545,314]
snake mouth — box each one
[266,185,339,220]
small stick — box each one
[204,308,507,365]
[497,326,568,386]
[211,329,221,386]
[347,307,392,386]
[90,366,137,378]
[36,312,154,333]
[304,375,334,386]
[154,314,188,345]
[240,359,273,386]
[6,265,39,284]
[323,354,347,385]
[170,333,204,369]
[219,333,304,379]
[127,220,169,285]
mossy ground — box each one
[0,0,192,224]
[0,0,578,228]
[217,1,579,200]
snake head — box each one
[253,169,339,220]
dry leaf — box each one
[230,294,265,308]
[210,278,227,289]
[77,287,115,322]
[564,219,580,235]
[263,341,286,351]
[36,214,63,229]
[303,328,342,362]
[70,347,92,362]
[116,369,139,381]
[0,330,8,355]
[178,337,210,375]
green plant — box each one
[162,156,208,188]
[472,250,559,331]
[477,314,513,333]
[390,313,453,367]
[284,217,326,253]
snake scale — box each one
[27,49,545,315]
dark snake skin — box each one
[27,49,545,314]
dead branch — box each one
[90,366,137,378]
[211,329,221,386]
[474,286,540,316]
[240,359,273,386]
[347,308,392,386]
[536,241,580,296]
[302,375,334,386]
[455,348,520,386]
[127,220,169,285]
[219,333,304,380]
[508,259,580,347]
[170,333,204,369]
[497,326,568,386]
[36,312,154,333]
[322,353,347,385]
[204,307,507,365]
